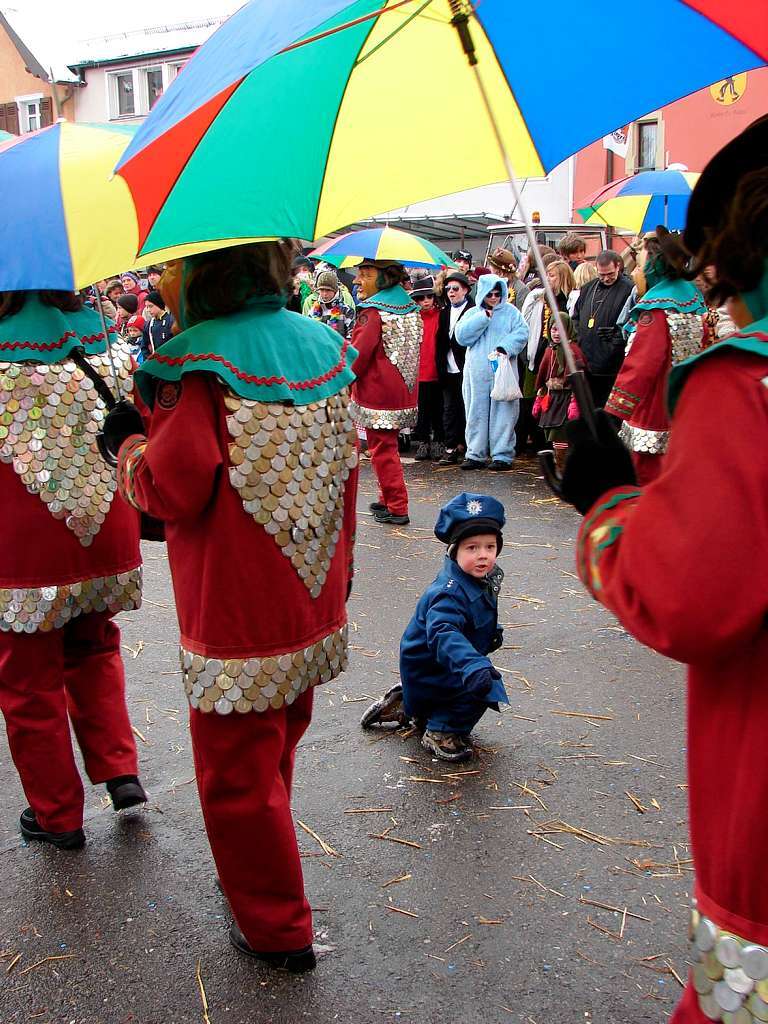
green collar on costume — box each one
[0,295,114,365]
[135,293,357,406]
[357,285,417,314]
[667,313,768,414]
[628,278,706,325]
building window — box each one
[112,71,135,117]
[143,67,164,109]
[107,58,191,120]
[636,121,658,172]
[17,95,42,133]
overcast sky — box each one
[2,0,243,63]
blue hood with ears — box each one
[475,273,508,309]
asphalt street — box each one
[0,455,692,1024]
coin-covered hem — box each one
[690,903,768,1021]
[348,400,417,430]
[181,624,348,715]
[0,567,143,633]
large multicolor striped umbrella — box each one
[0,121,268,292]
[309,227,454,268]
[578,169,701,233]
[115,1,765,258]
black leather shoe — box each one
[106,776,148,811]
[229,923,317,973]
[19,808,85,850]
[460,458,487,471]
[368,501,387,514]
[373,510,410,525]
[488,460,513,471]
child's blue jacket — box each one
[399,557,507,707]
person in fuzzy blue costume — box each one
[454,274,529,470]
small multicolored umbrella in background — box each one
[578,169,701,234]
[309,227,455,269]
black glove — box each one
[465,667,501,698]
[98,400,145,466]
[560,411,637,515]
[488,628,503,653]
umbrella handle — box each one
[450,2,599,440]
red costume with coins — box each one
[0,295,142,840]
[113,258,358,959]
[578,332,768,1023]
[350,275,421,519]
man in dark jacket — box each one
[572,251,634,407]
[436,272,475,464]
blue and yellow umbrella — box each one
[309,227,454,268]
[0,121,266,292]
[578,169,701,234]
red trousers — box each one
[0,611,138,833]
[670,982,705,1022]
[189,688,314,951]
[366,428,408,516]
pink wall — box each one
[572,67,768,220]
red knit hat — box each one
[126,315,145,331]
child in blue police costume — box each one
[361,493,509,762]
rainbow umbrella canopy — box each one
[115,0,766,257]
[310,227,454,268]
[578,169,701,234]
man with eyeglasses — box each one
[572,250,634,407]
[436,272,475,464]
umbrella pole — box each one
[93,289,123,402]
[449,3,597,443]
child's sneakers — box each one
[360,685,407,729]
[421,730,473,763]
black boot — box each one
[106,776,148,811]
[229,923,317,973]
[19,808,85,850]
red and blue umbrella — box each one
[114,1,766,257]
[578,169,701,233]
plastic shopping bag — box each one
[489,351,522,401]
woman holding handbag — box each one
[455,274,529,471]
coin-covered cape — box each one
[0,296,142,633]
[348,284,422,430]
[604,278,707,467]
[576,302,768,1020]
[119,292,359,715]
